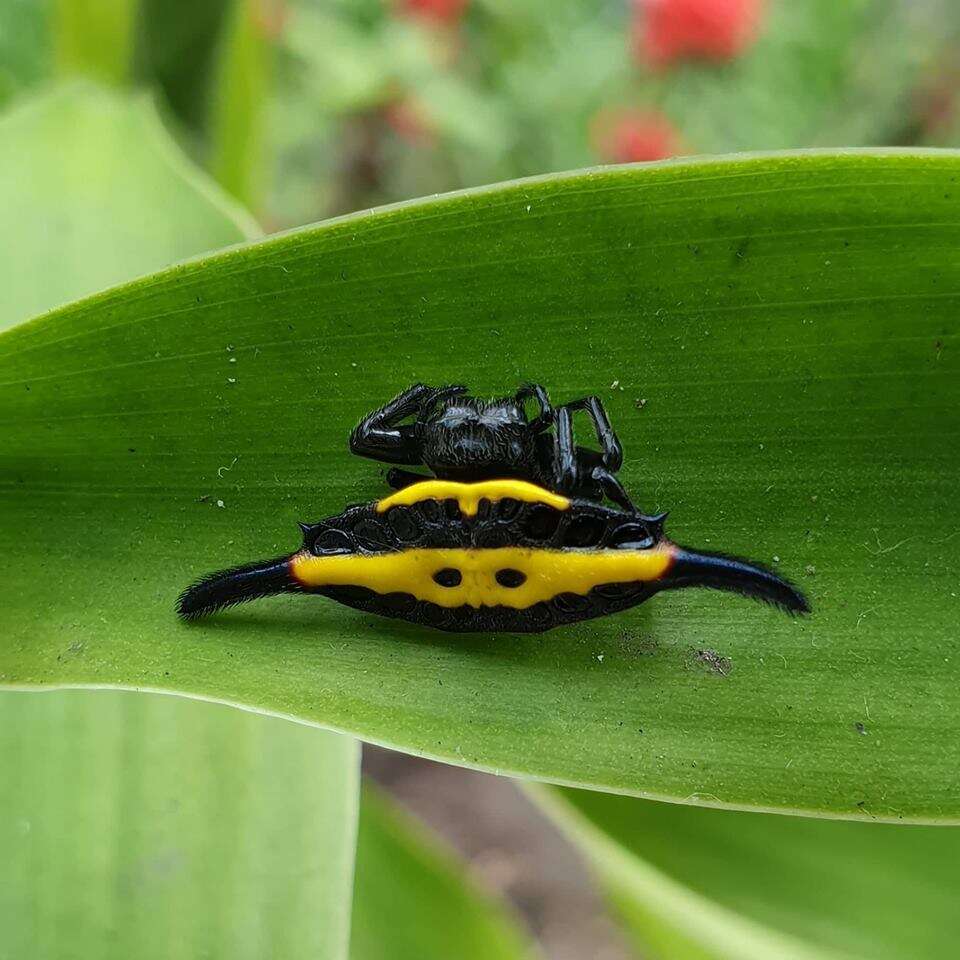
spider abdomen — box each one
[178,479,808,633]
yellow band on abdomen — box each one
[289,546,674,609]
[375,479,570,517]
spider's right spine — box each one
[665,546,809,615]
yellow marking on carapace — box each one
[289,545,675,609]
[374,478,570,517]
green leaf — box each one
[132,0,233,134]
[0,79,359,959]
[0,82,258,331]
[0,0,51,105]
[206,0,272,211]
[54,0,138,85]
[533,785,960,960]
[0,690,358,960]
[351,784,533,960]
[2,150,959,821]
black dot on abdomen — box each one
[432,567,462,588]
[495,568,526,588]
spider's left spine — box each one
[176,556,300,620]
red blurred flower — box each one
[915,72,960,136]
[633,0,766,69]
[396,0,470,25]
[592,109,682,164]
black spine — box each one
[667,547,810,615]
[176,556,299,621]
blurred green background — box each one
[6,0,960,230]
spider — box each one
[349,382,637,511]
[178,381,811,627]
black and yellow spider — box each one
[178,383,808,633]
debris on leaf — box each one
[695,648,731,676]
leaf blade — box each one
[534,784,960,960]
[351,784,534,960]
[2,149,959,820]
[0,690,359,960]
[54,0,137,85]
[0,81,258,331]
[0,82,359,960]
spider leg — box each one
[556,395,623,472]
[349,383,465,465]
[549,396,637,509]
[385,467,431,491]
[514,382,553,432]
[552,404,579,493]
[589,466,635,511]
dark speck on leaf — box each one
[695,649,731,676]
[855,722,868,735]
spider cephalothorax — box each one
[419,392,541,479]
[349,382,635,510]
